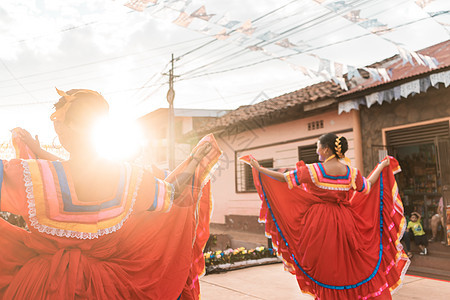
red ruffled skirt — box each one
[253,159,409,299]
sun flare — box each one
[92,117,145,161]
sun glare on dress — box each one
[92,117,145,161]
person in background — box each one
[429,197,446,244]
[244,133,409,299]
[407,212,428,255]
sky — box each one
[0,0,449,143]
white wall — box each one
[210,110,356,224]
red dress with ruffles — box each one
[241,156,409,300]
[0,134,221,300]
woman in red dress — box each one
[0,88,221,299]
[243,133,409,299]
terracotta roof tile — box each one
[197,80,341,133]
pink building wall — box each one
[210,110,356,224]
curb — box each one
[206,257,282,274]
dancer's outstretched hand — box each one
[191,142,211,163]
[13,127,41,154]
[380,156,390,169]
[250,158,261,170]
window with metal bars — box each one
[236,159,273,193]
[298,144,319,164]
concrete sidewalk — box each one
[200,263,450,299]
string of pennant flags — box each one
[123,0,446,91]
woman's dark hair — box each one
[318,133,348,158]
[53,89,109,129]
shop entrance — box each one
[395,143,440,231]
[381,121,450,244]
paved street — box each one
[200,263,450,299]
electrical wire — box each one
[177,0,373,78]
[180,0,445,79]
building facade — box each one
[337,40,450,244]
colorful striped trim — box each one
[358,177,370,194]
[0,160,3,207]
[284,170,300,189]
[148,178,174,213]
[257,171,385,289]
[52,161,126,212]
[318,163,350,180]
[307,164,355,191]
[23,159,143,239]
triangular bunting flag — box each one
[326,1,350,12]
[377,68,391,81]
[215,29,231,40]
[124,0,156,12]
[334,62,344,78]
[358,18,387,29]
[347,66,362,80]
[332,77,348,90]
[258,31,279,41]
[216,13,240,29]
[275,38,297,48]
[173,12,194,27]
[237,19,256,36]
[344,10,363,22]
[191,6,215,21]
[363,67,382,82]
[318,58,331,74]
[415,0,434,9]
[397,46,414,65]
[247,45,264,52]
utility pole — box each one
[165,54,177,170]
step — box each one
[407,265,450,281]
[408,251,450,271]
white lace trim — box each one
[390,256,411,296]
[306,164,352,191]
[191,153,222,248]
[22,160,143,240]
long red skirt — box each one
[252,159,409,299]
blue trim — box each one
[149,179,159,211]
[294,170,300,186]
[0,160,3,207]
[318,163,350,180]
[357,179,366,193]
[191,170,196,195]
[52,161,125,212]
[257,172,384,290]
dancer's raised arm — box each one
[13,127,61,161]
[169,142,212,198]
[249,157,286,182]
[367,156,390,186]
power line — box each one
[180,1,445,79]
[2,9,445,103]
[174,0,300,61]
[0,59,39,103]
[0,36,209,85]
[177,0,373,78]
[175,12,449,82]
